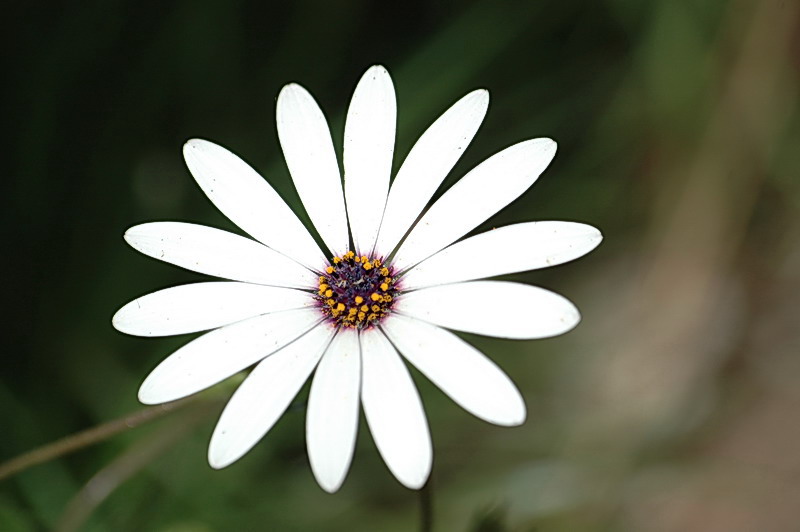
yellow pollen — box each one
[316,250,396,329]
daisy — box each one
[113,65,602,493]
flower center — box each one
[316,251,398,329]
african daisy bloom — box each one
[113,65,602,493]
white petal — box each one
[138,309,321,404]
[277,84,349,256]
[124,222,318,289]
[373,89,489,257]
[392,138,557,271]
[344,65,396,254]
[360,328,432,489]
[208,325,334,469]
[396,281,580,339]
[381,315,525,426]
[183,139,325,269]
[402,222,602,289]
[113,282,313,337]
[306,330,361,493]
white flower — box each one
[113,65,602,493]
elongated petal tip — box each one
[137,378,190,406]
[392,448,433,489]
[459,88,490,120]
[590,226,604,247]
[539,136,557,146]
[182,138,217,171]
[208,451,227,470]
[110,306,128,333]
[498,400,527,427]
[183,137,210,150]
[469,87,490,105]
[122,223,146,246]
[315,473,345,494]
[365,64,390,77]
[208,447,236,470]
[534,136,557,154]
[277,82,307,103]
[402,472,431,490]
[137,382,163,406]
[136,360,197,405]
[182,138,210,160]
[563,305,582,335]
[279,81,303,92]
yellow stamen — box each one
[316,250,396,329]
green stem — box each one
[0,396,198,482]
[54,403,213,532]
[419,476,434,532]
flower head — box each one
[113,65,602,492]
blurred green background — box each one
[3,0,799,530]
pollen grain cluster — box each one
[316,251,397,329]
